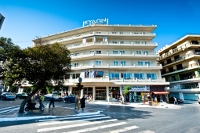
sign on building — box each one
[83,18,108,27]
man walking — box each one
[49,94,55,108]
[174,97,178,105]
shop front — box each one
[126,85,150,102]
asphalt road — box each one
[0,99,200,133]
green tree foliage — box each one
[123,85,131,95]
[0,37,71,113]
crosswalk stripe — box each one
[103,125,139,133]
[38,116,113,126]
[38,114,105,122]
[64,122,127,133]
[37,119,117,132]
[138,130,155,133]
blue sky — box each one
[0,0,200,51]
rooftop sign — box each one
[83,18,108,27]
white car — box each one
[0,92,16,100]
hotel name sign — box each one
[83,18,108,27]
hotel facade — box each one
[33,20,169,102]
[157,35,200,101]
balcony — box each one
[162,52,200,67]
[71,52,159,61]
[71,64,162,70]
[64,77,168,86]
[68,42,157,52]
[46,31,156,44]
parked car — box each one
[63,95,75,103]
[16,92,28,99]
[44,94,63,101]
[0,92,16,100]
[169,97,183,104]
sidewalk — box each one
[88,100,184,109]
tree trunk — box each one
[18,81,44,113]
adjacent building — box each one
[33,20,169,102]
[157,34,200,101]
[0,13,5,30]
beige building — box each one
[33,21,169,102]
[157,35,200,101]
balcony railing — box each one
[68,42,157,49]
[46,31,156,44]
[162,52,200,67]
[71,52,159,60]
[71,64,162,70]
[64,77,166,84]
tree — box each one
[123,85,131,102]
[1,37,71,113]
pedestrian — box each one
[75,94,78,109]
[49,94,55,108]
[80,96,85,110]
[89,94,92,102]
[39,94,45,110]
[154,96,157,106]
[174,97,178,105]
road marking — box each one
[37,119,118,132]
[38,114,105,122]
[0,105,19,111]
[38,116,112,126]
[138,130,155,133]
[63,122,127,133]
[0,107,19,114]
[104,125,139,133]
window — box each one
[70,54,74,57]
[123,73,132,79]
[75,53,79,56]
[90,51,94,54]
[114,61,119,66]
[120,41,124,44]
[120,32,123,34]
[74,63,78,67]
[90,60,94,66]
[70,73,80,79]
[112,32,117,34]
[136,51,141,54]
[109,73,120,80]
[145,61,150,66]
[143,51,148,55]
[113,41,117,44]
[96,51,101,54]
[138,61,143,66]
[94,71,103,78]
[135,41,140,44]
[113,51,118,54]
[120,51,125,54]
[121,61,126,66]
[96,60,102,66]
[134,73,145,80]
[147,73,157,80]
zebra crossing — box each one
[0,105,19,114]
[37,113,155,133]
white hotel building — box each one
[33,20,169,102]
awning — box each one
[152,92,169,95]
